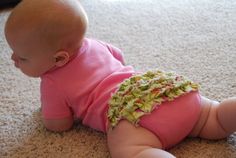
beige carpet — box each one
[1,0,236,157]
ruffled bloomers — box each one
[108,70,199,128]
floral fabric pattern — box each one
[108,70,199,128]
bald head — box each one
[5,0,88,54]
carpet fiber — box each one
[1,0,236,157]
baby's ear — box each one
[54,51,70,67]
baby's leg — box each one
[190,96,236,139]
[107,120,175,158]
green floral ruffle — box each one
[108,70,199,128]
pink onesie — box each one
[40,38,201,149]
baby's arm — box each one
[41,78,74,132]
[43,117,73,132]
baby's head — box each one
[4,0,88,77]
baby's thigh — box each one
[189,96,218,137]
[107,120,162,158]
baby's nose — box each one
[11,53,19,67]
[11,53,17,61]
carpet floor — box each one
[1,0,236,157]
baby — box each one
[4,0,236,158]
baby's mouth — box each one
[14,61,19,68]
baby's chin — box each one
[12,64,39,77]
[20,70,41,78]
